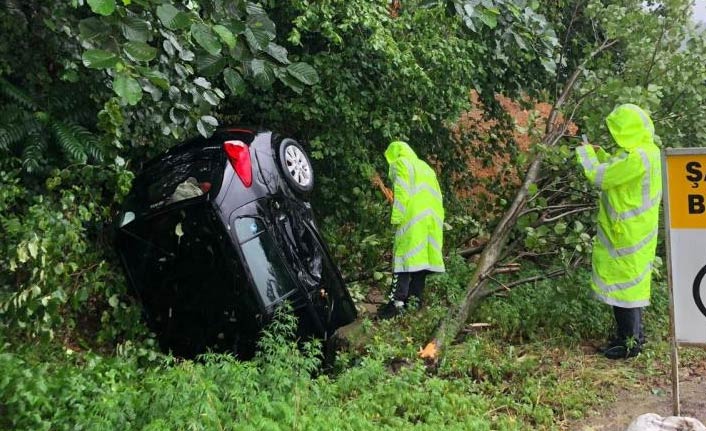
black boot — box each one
[604,341,641,359]
[376,301,404,320]
[605,307,643,359]
[597,337,622,354]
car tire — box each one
[278,139,314,196]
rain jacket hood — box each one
[606,104,655,150]
[385,141,418,165]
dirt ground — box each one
[574,373,706,430]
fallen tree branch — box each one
[458,241,487,258]
[419,39,617,363]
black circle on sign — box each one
[692,264,706,318]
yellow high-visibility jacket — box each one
[385,141,445,273]
[576,104,662,308]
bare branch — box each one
[643,21,667,88]
[519,203,589,218]
[458,243,486,258]
[539,206,595,223]
[555,1,586,101]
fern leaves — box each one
[0,78,104,171]
[0,121,33,151]
[51,121,88,164]
[21,130,47,173]
[0,78,37,111]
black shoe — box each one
[597,338,622,354]
[604,343,641,360]
[376,301,403,320]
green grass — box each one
[1,268,702,430]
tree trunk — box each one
[419,40,617,362]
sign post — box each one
[662,148,706,415]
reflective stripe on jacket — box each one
[576,104,662,308]
[385,141,445,273]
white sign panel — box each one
[668,230,706,343]
[663,149,706,344]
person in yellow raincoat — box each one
[377,141,445,319]
[576,103,662,359]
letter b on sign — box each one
[689,194,705,214]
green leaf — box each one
[541,59,556,75]
[248,13,276,40]
[156,4,191,30]
[121,16,151,42]
[197,115,218,137]
[194,77,211,89]
[79,17,109,42]
[113,73,142,105]
[287,62,319,86]
[230,21,246,35]
[244,26,270,52]
[88,0,116,16]
[250,59,274,88]
[27,239,38,259]
[108,295,119,308]
[554,222,567,235]
[246,2,266,16]
[266,43,290,64]
[274,67,303,94]
[213,25,236,49]
[191,23,221,55]
[82,49,119,69]
[196,53,226,77]
[478,9,498,29]
[223,68,246,95]
[123,41,157,62]
[203,90,219,106]
[137,67,170,89]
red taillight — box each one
[223,140,252,187]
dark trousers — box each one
[393,271,428,302]
[613,306,644,344]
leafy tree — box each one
[76,0,319,145]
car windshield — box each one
[236,217,297,307]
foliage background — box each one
[2,0,706,428]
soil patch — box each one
[575,375,706,430]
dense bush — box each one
[0,163,143,343]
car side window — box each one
[235,217,296,307]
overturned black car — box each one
[115,128,357,358]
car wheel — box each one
[278,139,314,195]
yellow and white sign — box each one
[663,148,706,344]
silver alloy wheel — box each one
[284,144,312,187]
